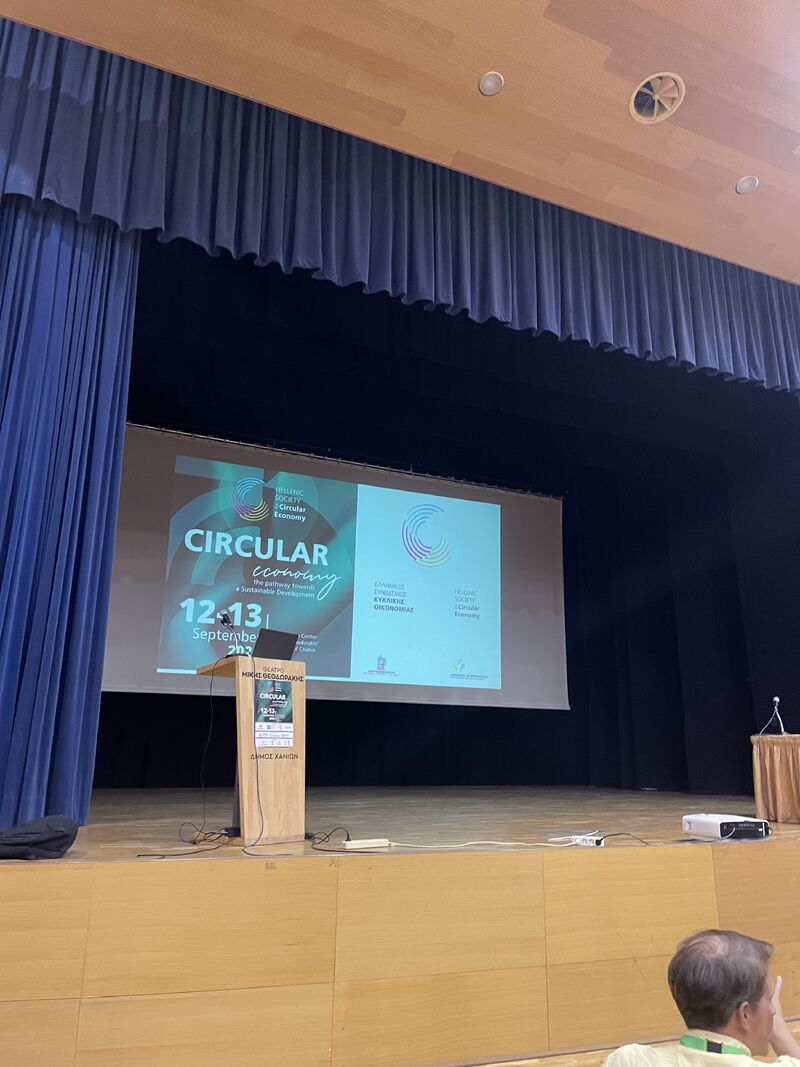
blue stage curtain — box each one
[2,18,799,392]
[0,195,139,825]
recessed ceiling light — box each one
[478,71,504,97]
[735,175,759,195]
[629,72,685,124]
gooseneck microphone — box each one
[773,696,787,735]
[758,695,787,735]
[217,611,235,656]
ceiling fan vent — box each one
[629,72,685,124]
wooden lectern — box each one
[751,734,800,824]
[198,656,306,844]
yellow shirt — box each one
[604,1031,800,1067]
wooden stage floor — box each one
[4,786,800,1066]
[72,784,800,861]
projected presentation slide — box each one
[104,427,568,709]
[157,454,500,688]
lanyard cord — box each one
[680,1035,748,1056]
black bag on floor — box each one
[0,815,79,859]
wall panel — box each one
[335,852,545,981]
[0,864,93,1001]
[82,856,338,996]
[544,846,718,966]
[332,968,549,1067]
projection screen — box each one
[103,425,568,708]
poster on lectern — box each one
[254,678,294,749]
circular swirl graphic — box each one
[401,504,451,567]
[232,478,271,522]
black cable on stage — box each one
[176,654,225,846]
[598,832,651,846]
[241,647,268,857]
[309,827,378,854]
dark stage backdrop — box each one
[95,233,800,796]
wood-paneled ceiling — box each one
[5,0,800,282]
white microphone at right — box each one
[773,696,787,735]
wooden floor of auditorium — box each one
[4,786,799,1066]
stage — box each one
[66,784,800,860]
[3,787,800,1066]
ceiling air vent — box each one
[629,73,685,124]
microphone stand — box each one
[758,696,787,735]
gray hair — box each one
[667,930,773,1029]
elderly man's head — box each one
[668,930,775,1054]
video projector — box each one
[682,813,771,841]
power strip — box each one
[343,838,390,850]
[572,834,604,847]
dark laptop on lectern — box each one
[253,627,298,662]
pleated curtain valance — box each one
[2,16,800,392]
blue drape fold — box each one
[0,194,139,825]
[1,17,799,391]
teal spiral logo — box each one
[232,478,270,522]
[401,505,451,567]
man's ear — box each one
[735,1001,754,1031]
